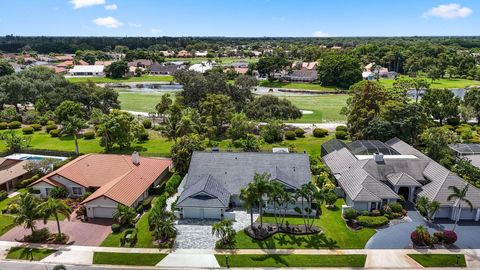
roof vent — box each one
[373,152,384,164]
[132,151,140,165]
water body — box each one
[407,88,468,100]
[105,82,183,93]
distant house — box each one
[94,61,112,67]
[195,51,208,57]
[283,61,318,82]
[30,153,172,219]
[363,63,395,80]
[189,61,214,73]
[177,50,192,58]
[449,144,480,170]
[68,65,105,77]
[54,54,75,61]
[176,151,312,220]
[150,62,183,75]
[160,51,175,57]
[127,59,153,69]
[56,60,88,68]
[323,138,480,221]
[0,158,34,192]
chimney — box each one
[373,152,384,164]
[132,151,140,165]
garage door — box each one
[93,207,115,218]
[183,207,202,219]
[204,208,221,219]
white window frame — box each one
[72,187,83,196]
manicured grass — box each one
[93,252,166,266]
[408,254,466,267]
[285,94,348,123]
[260,81,339,91]
[117,91,176,113]
[6,247,57,261]
[0,215,16,236]
[0,188,27,211]
[67,75,173,84]
[233,199,375,249]
[215,254,366,268]
[380,77,480,89]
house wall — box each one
[85,196,118,218]
[30,181,55,198]
[50,175,86,198]
[435,207,452,219]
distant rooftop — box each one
[449,144,480,155]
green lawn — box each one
[117,91,176,113]
[0,215,15,236]
[215,254,366,268]
[0,188,27,211]
[6,247,57,261]
[93,252,166,266]
[260,81,339,91]
[67,75,173,84]
[380,77,480,89]
[408,254,466,267]
[285,94,348,123]
[233,199,375,249]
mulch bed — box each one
[245,223,321,240]
[346,220,363,230]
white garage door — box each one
[204,208,222,219]
[93,207,115,218]
[183,207,202,219]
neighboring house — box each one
[322,138,480,221]
[128,59,153,69]
[68,65,105,77]
[283,69,318,82]
[177,50,192,58]
[449,143,480,169]
[94,61,112,67]
[160,51,175,57]
[176,151,312,220]
[30,153,172,219]
[54,54,75,61]
[195,51,208,57]
[0,158,33,192]
[189,61,214,73]
[56,60,88,68]
[150,62,184,75]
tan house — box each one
[0,158,33,192]
[177,50,192,58]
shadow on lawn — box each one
[254,232,339,250]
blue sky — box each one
[0,0,478,37]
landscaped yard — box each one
[0,215,15,237]
[117,91,176,113]
[67,75,173,84]
[260,81,339,91]
[215,254,366,268]
[232,199,375,249]
[93,252,166,266]
[6,247,57,261]
[286,94,348,123]
[408,254,466,267]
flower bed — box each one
[244,223,321,241]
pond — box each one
[407,88,467,100]
[104,82,183,93]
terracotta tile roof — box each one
[32,154,172,206]
[0,158,30,185]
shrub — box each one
[111,223,121,233]
[27,228,50,243]
[22,126,34,134]
[46,124,57,132]
[50,186,69,198]
[313,128,328,137]
[360,210,370,216]
[442,124,455,131]
[446,117,460,126]
[371,209,381,216]
[335,130,348,140]
[136,130,149,141]
[392,212,403,219]
[15,174,40,189]
[294,128,305,138]
[31,124,42,131]
[47,120,55,126]
[49,129,60,137]
[336,125,347,132]
[0,190,7,201]
[388,202,403,213]
[5,203,19,214]
[83,131,95,140]
[357,216,389,228]
[260,121,284,143]
[142,119,152,129]
[284,131,296,140]
[165,174,182,195]
[141,197,154,211]
[8,121,22,129]
[442,230,457,245]
[343,208,358,220]
[0,122,7,130]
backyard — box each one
[232,199,376,249]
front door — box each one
[398,187,410,201]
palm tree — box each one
[61,115,85,155]
[416,196,441,221]
[113,204,137,228]
[149,206,177,243]
[212,220,236,247]
[239,184,257,229]
[251,172,271,228]
[447,185,473,231]
[39,197,72,238]
[279,191,294,228]
[268,182,285,228]
[14,193,41,235]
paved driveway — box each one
[0,220,112,246]
[366,210,480,249]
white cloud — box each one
[151,28,162,34]
[128,22,142,28]
[312,31,332,37]
[104,4,117,10]
[70,0,105,9]
[93,17,123,28]
[423,3,472,19]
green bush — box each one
[284,131,296,140]
[142,119,152,129]
[336,125,347,132]
[111,223,121,233]
[335,130,348,140]
[313,128,328,137]
[165,174,182,195]
[136,130,149,141]
[83,131,95,140]
[343,208,358,220]
[22,126,34,134]
[0,190,7,201]
[26,228,50,243]
[8,121,22,129]
[47,120,55,126]
[371,209,381,216]
[50,186,69,198]
[141,197,154,211]
[49,129,60,137]
[388,202,403,213]
[0,122,7,130]
[31,124,42,131]
[360,210,370,216]
[294,128,305,138]
[16,175,40,189]
[357,216,389,228]
[46,124,57,132]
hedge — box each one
[46,124,57,132]
[83,131,95,140]
[49,129,60,137]
[336,125,347,132]
[31,124,42,131]
[313,128,328,138]
[357,216,389,228]
[8,121,22,129]
[294,128,305,138]
[284,131,296,140]
[142,119,152,129]
[335,130,348,140]
[165,174,182,195]
[22,126,34,134]
[0,122,8,130]
[16,174,40,189]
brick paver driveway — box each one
[0,220,113,246]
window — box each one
[72,187,83,196]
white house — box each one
[188,61,214,73]
[68,65,105,77]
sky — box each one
[0,0,478,37]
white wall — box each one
[50,175,86,197]
[85,196,118,218]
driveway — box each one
[366,210,480,249]
[0,220,112,246]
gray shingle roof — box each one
[449,144,480,155]
[323,148,358,174]
[385,138,430,159]
[361,159,428,182]
[177,174,231,208]
[182,151,311,197]
[466,155,480,168]
[387,173,422,187]
[337,168,399,202]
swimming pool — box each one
[5,153,68,162]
